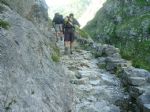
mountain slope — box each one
[84,0,150,70]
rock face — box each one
[0,1,72,112]
[1,0,49,32]
[84,0,150,42]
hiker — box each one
[63,13,80,54]
[52,13,64,42]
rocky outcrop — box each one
[0,1,72,112]
[1,0,49,32]
[77,37,150,112]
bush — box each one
[135,0,150,6]
[51,45,60,62]
[51,53,60,62]
[78,29,90,39]
[0,19,10,29]
[113,38,150,71]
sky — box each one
[78,0,106,27]
[45,0,71,7]
[45,0,106,27]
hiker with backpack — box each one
[63,13,80,54]
[52,13,64,42]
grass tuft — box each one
[51,45,60,62]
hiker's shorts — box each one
[64,29,75,42]
[55,24,63,32]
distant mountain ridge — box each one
[48,0,92,19]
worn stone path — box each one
[57,40,129,112]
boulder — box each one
[137,94,150,112]
[129,86,145,99]
[105,57,131,74]
[128,77,147,86]
[122,67,150,78]
[92,44,103,57]
[102,45,120,57]
[121,67,150,88]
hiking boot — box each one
[70,49,73,54]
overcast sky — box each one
[45,0,71,7]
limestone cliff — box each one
[0,0,72,112]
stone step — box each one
[137,94,150,112]
[128,77,148,86]
[89,80,100,86]
[75,100,120,112]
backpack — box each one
[52,13,63,24]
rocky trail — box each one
[57,40,130,112]
[1,0,150,112]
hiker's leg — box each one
[64,41,70,54]
[55,24,60,42]
[70,41,74,54]
[70,31,75,54]
[64,31,70,54]
[60,32,63,41]
[54,32,58,42]
[64,41,70,48]
[58,24,63,41]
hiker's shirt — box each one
[63,17,80,33]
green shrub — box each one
[51,45,60,62]
[53,46,60,55]
[120,49,133,60]
[51,53,60,62]
[78,29,90,39]
[113,38,150,71]
[135,0,150,6]
[0,19,10,29]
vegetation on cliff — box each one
[0,19,10,29]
